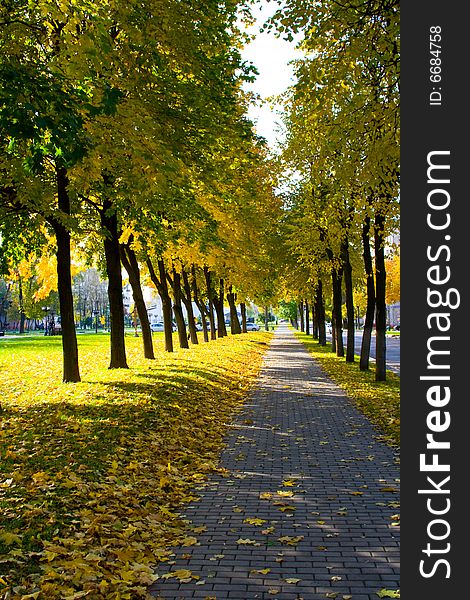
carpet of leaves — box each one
[0,331,271,599]
[295,331,400,447]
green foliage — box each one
[277,300,297,321]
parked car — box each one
[245,322,260,331]
[152,322,177,332]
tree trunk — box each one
[341,238,355,362]
[167,266,189,349]
[264,306,269,331]
[318,294,327,343]
[240,302,247,333]
[18,276,26,334]
[227,285,241,334]
[146,257,174,352]
[213,278,227,338]
[191,265,209,343]
[331,266,344,357]
[298,301,305,332]
[374,213,387,381]
[49,167,80,382]
[203,266,217,340]
[305,299,310,335]
[293,303,298,329]
[360,216,376,371]
[181,266,198,344]
[99,198,128,369]
[311,294,318,339]
[120,241,154,359]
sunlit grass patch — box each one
[0,331,272,598]
[295,331,400,447]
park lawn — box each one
[0,331,272,599]
[295,331,400,447]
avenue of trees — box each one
[272,0,400,381]
[1,0,399,382]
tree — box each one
[272,0,399,379]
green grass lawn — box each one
[0,330,272,599]
[294,330,400,448]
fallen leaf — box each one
[236,538,260,546]
[261,526,275,535]
[278,535,304,545]
[278,505,296,512]
[250,568,271,575]
[243,517,267,526]
[181,536,198,546]
[276,490,294,497]
[0,531,22,546]
[376,590,400,599]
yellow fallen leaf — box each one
[243,518,267,526]
[282,479,296,487]
[0,532,22,546]
[261,526,275,535]
[181,536,198,546]
[276,490,294,497]
[250,568,271,575]
[278,535,304,545]
[161,569,193,580]
[259,492,273,499]
[63,591,91,599]
[284,577,301,584]
[278,505,296,512]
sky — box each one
[240,1,302,151]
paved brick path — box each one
[150,325,400,600]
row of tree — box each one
[0,0,281,381]
[270,0,400,381]
[1,0,399,383]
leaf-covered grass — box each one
[294,331,400,447]
[0,331,272,599]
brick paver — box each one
[149,325,400,600]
